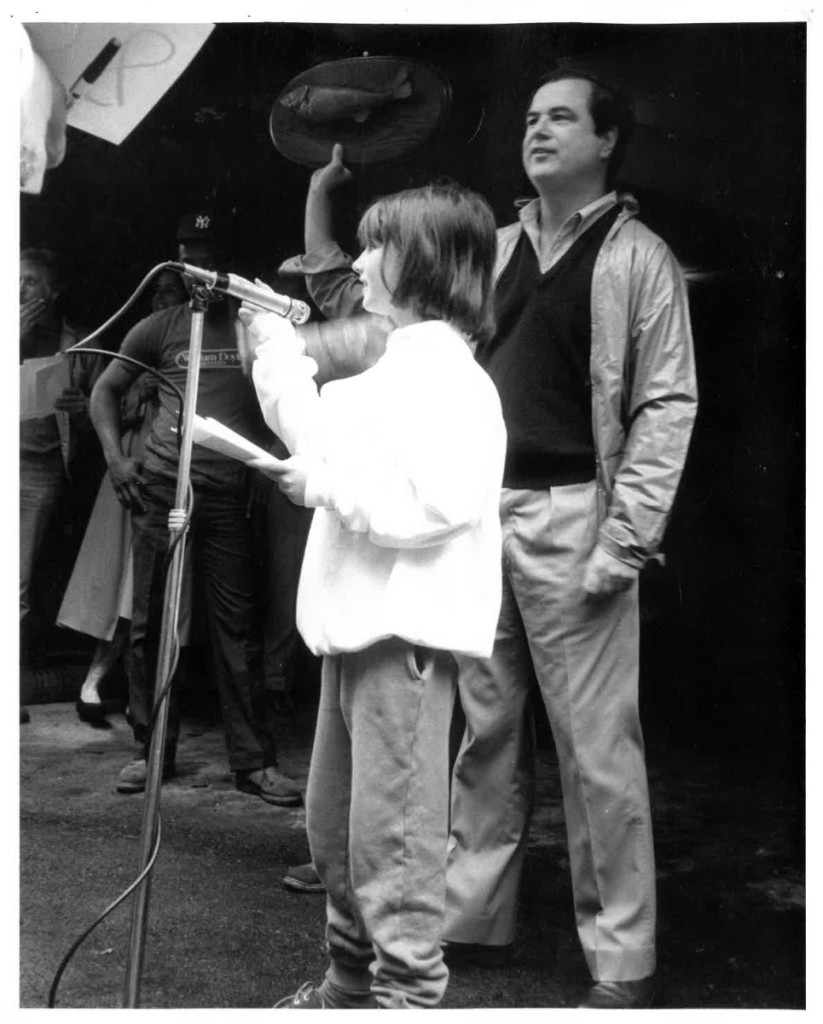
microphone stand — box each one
[122,284,210,1007]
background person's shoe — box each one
[235,766,302,806]
[116,758,176,794]
[76,699,109,726]
[578,977,656,1009]
[283,862,325,894]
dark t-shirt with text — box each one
[119,303,271,490]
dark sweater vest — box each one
[477,206,619,489]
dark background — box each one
[21,20,805,784]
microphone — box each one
[174,264,311,325]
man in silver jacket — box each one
[282,69,697,1009]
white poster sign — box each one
[25,23,215,145]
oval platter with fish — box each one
[270,56,451,167]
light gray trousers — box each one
[307,637,456,1008]
[446,481,657,982]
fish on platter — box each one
[280,67,413,124]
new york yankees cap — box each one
[176,210,218,242]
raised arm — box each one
[305,143,352,255]
[299,143,367,321]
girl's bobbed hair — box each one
[357,182,497,345]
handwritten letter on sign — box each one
[25,23,215,145]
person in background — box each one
[150,268,189,313]
[58,269,189,724]
[241,181,506,1008]
[90,213,302,806]
[286,67,697,1008]
[20,248,99,720]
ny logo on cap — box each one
[195,215,211,230]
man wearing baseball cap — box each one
[90,211,303,806]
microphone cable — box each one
[47,821,163,1008]
[47,479,192,1008]
[46,266,203,1007]
[62,262,187,450]
[65,261,182,353]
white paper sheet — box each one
[191,415,287,471]
[20,356,71,420]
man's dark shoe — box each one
[116,757,176,794]
[236,766,302,806]
[578,977,656,1009]
[442,940,513,968]
[283,862,325,894]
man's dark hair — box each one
[534,69,635,186]
[20,247,64,293]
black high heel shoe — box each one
[75,699,109,725]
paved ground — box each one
[19,696,804,1010]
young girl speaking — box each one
[239,182,506,1009]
